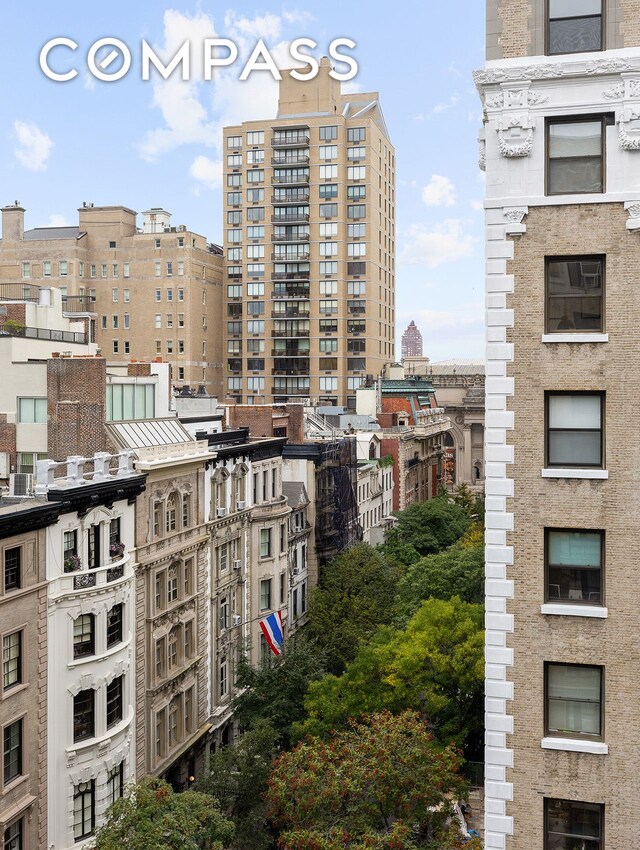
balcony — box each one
[271,308,310,318]
[0,324,87,345]
[271,212,310,223]
[271,366,310,376]
[272,251,310,262]
[272,286,310,298]
[0,282,41,302]
[62,295,97,314]
[272,154,309,165]
[271,349,310,357]
[272,232,310,242]
[272,192,310,204]
[271,329,310,338]
[272,133,310,147]
[56,553,131,594]
[271,386,310,396]
[271,271,310,281]
[272,173,310,185]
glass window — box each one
[546,663,602,738]
[73,780,95,840]
[3,548,20,592]
[3,719,22,784]
[247,130,264,145]
[348,127,366,143]
[546,393,603,467]
[73,689,95,741]
[319,144,337,159]
[106,675,123,728]
[227,135,242,148]
[546,529,602,604]
[2,632,21,691]
[107,762,124,807]
[247,149,265,164]
[547,118,604,195]
[260,576,272,608]
[319,126,337,141]
[17,397,47,424]
[348,165,366,180]
[548,0,602,54]
[545,798,602,850]
[73,614,95,659]
[107,603,124,648]
[260,530,272,560]
[546,256,603,332]
[3,818,23,850]
[319,183,338,199]
[319,203,338,218]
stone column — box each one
[462,425,472,484]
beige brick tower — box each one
[222,57,395,409]
[478,2,640,848]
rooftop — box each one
[23,226,84,241]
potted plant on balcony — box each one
[63,553,81,572]
[109,540,125,560]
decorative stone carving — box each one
[603,82,625,99]
[619,119,640,151]
[478,129,486,172]
[497,115,535,158]
[486,89,548,109]
[624,201,640,231]
[503,206,529,235]
[474,58,637,87]
[586,59,631,75]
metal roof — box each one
[106,418,194,449]
[282,481,308,509]
[23,226,84,241]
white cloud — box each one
[422,175,457,208]
[470,199,484,212]
[13,121,53,171]
[47,214,70,227]
[396,305,484,359]
[432,93,460,114]
[342,81,363,94]
[190,155,222,190]
[399,220,479,268]
[282,10,316,24]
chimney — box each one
[2,204,25,241]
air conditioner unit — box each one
[216,507,227,518]
[178,224,187,232]
[232,614,242,626]
[9,473,33,497]
[237,500,246,510]
[232,559,243,571]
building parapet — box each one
[35,451,138,494]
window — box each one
[319,203,338,218]
[247,282,264,296]
[4,819,22,850]
[63,529,78,568]
[2,632,21,691]
[247,244,265,259]
[319,183,338,199]
[320,377,338,391]
[248,320,265,334]
[59,260,68,277]
[123,288,130,303]
[547,117,605,195]
[168,697,179,747]
[545,799,602,850]
[90,264,96,278]
[106,384,155,421]
[21,262,30,279]
[348,242,366,257]
[548,0,602,54]
[112,341,119,354]
[247,188,264,203]
[155,638,166,681]
[320,164,338,179]
[107,762,124,807]
[348,146,366,160]
[247,169,264,183]
[73,780,95,841]
[248,377,265,391]
[320,300,338,314]
[106,675,123,728]
[165,497,177,532]
[546,663,602,739]
[228,191,242,205]
[348,281,366,296]
[73,689,95,741]
[228,284,242,298]
[123,263,130,278]
[184,687,194,734]
[319,144,337,159]
[112,263,119,278]
[73,615,95,659]
[112,315,119,329]
[167,288,173,302]
[168,628,179,671]
[227,153,242,168]
[320,125,337,140]
[3,549,21,593]
[546,393,603,468]
[247,130,264,145]
[3,719,22,784]
[348,204,366,219]
[320,222,338,238]
[167,567,178,603]
[227,134,242,148]
[348,127,366,143]
[107,603,123,648]
[177,287,184,302]
[155,288,161,302]
[43,261,51,277]
[101,264,107,278]
[546,256,603,333]
[260,530,272,560]
[260,577,272,610]
[320,261,337,275]
[184,620,194,658]
[546,529,602,604]
[348,165,366,181]
[247,206,265,221]
[247,149,265,164]
[17,397,47,423]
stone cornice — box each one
[475,54,640,91]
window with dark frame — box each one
[546,256,604,333]
[547,116,606,195]
[107,761,124,806]
[2,632,21,691]
[106,604,123,648]
[546,529,603,605]
[73,689,95,742]
[106,676,123,729]
[546,392,604,468]
[545,798,602,849]
[3,719,22,784]
[3,818,22,850]
[73,780,95,840]
[545,662,602,739]
[3,548,21,592]
[73,614,95,659]
[548,0,602,55]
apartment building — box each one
[478,2,640,848]
[0,204,223,395]
[222,57,395,409]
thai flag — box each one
[259,611,284,656]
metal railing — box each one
[0,324,87,344]
[62,295,97,313]
[0,283,41,302]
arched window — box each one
[165,495,177,533]
[181,493,191,529]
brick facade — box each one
[47,357,107,460]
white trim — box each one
[541,333,608,344]
[541,468,609,480]
[541,737,608,755]
[541,603,608,619]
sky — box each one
[0,0,486,361]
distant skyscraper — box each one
[401,321,423,359]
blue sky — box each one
[0,0,486,360]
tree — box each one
[233,634,325,748]
[305,543,400,675]
[383,498,471,566]
[91,778,234,850]
[296,597,484,757]
[393,542,484,624]
[267,710,466,849]
[200,721,278,850]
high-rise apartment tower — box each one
[222,58,395,409]
[478,2,640,848]
[401,320,423,358]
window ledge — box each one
[541,603,607,619]
[541,333,608,344]
[541,468,608,480]
[541,737,608,755]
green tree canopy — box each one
[295,597,484,756]
[91,778,234,850]
[267,710,466,850]
[233,634,325,748]
[305,543,400,675]
[199,720,278,850]
[383,497,471,566]
[393,542,484,624]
